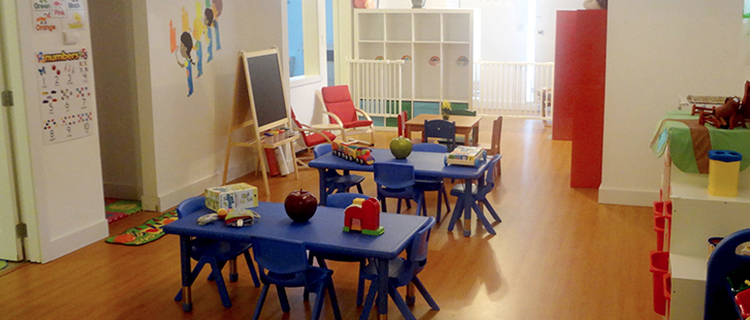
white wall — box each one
[534,0,583,62]
[599,0,745,206]
[132,0,286,211]
[14,0,108,262]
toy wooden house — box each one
[343,197,384,236]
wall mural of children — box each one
[192,2,206,77]
[169,2,225,97]
[176,31,195,97]
[204,0,222,62]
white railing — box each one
[349,59,405,117]
[473,62,554,120]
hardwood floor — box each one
[0,118,659,319]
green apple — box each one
[390,136,413,159]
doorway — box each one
[0,0,25,263]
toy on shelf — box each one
[693,96,746,130]
[331,141,375,165]
[343,197,384,236]
[445,145,487,167]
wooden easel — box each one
[222,48,299,196]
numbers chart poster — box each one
[36,49,95,144]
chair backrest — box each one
[424,119,456,151]
[411,143,447,153]
[251,237,309,275]
[176,195,206,219]
[290,109,314,146]
[488,116,503,155]
[313,143,333,159]
[374,162,415,190]
[321,85,358,124]
[326,193,372,209]
[423,119,456,140]
[407,217,436,274]
[479,154,502,197]
[397,111,408,137]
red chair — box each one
[290,109,337,168]
[397,110,408,137]
[319,85,375,146]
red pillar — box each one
[559,10,607,188]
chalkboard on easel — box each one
[241,49,289,132]
[223,47,299,195]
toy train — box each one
[331,141,375,165]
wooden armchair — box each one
[290,109,336,168]
[318,85,375,146]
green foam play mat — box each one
[105,198,143,223]
[0,260,6,271]
[105,210,177,246]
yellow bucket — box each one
[708,150,742,197]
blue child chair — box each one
[173,195,260,309]
[251,237,342,320]
[423,119,456,152]
[314,144,365,195]
[360,217,439,320]
[305,192,371,306]
[448,154,503,235]
[411,143,451,222]
[374,162,424,216]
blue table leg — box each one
[179,235,193,312]
[463,179,473,237]
[377,258,389,319]
[318,168,327,206]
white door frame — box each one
[0,0,41,263]
[332,0,352,86]
[0,18,22,261]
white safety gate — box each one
[349,60,554,122]
[349,59,405,117]
[473,61,555,120]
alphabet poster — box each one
[36,48,95,144]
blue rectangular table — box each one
[309,148,498,237]
[163,201,428,319]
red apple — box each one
[284,189,318,223]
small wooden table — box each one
[405,114,482,146]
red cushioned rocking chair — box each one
[319,85,375,146]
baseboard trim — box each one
[598,186,658,207]
[41,218,109,263]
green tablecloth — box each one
[651,110,750,173]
